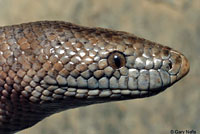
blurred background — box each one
[0,0,199,134]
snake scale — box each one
[0,21,189,134]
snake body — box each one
[0,21,189,134]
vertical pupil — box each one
[114,55,121,68]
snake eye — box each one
[108,51,126,69]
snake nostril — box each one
[168,61,172,69]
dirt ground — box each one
[0,0,199,134]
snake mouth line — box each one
[36,85,167,103]
[41,88,165,108]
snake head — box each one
[43,38,189,104]
[39,31,190,104]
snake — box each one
[0,21,189,134]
